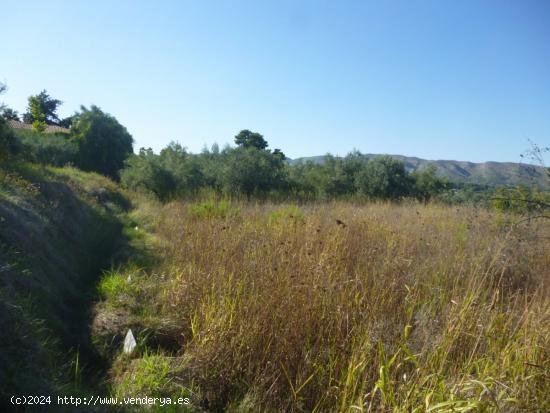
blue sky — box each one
[2,0,550,162]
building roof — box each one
[7,120,70,134]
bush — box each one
[0,116,19,160]
[71,105,133,180]
[14,129,77,166]
[187,200,235,219]
[412,165,449,202]
[158,142,205,197]
[222,146,287,197]
[356,155,412,199]
[121,148,175,201]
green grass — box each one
[98,268,138,300]
[186,199,237,219]
[112,351,198,412]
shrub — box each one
[71,105,133,180]
[0,116,19,160]
[14,129,77,166]
[411,165,449,202]
[186,200,234,219]
[356,155,412,199]
[121,148,175,201]
[222,146,286,197]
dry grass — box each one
[108,201,549,412]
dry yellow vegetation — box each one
[104,201,549,412]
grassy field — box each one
[97,200,549,412]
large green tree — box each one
[223,146,286,197]
[355,155,412,199]
[23,90,63,129]
[71,105,134,180]
[234,129,268,150]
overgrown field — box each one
[97,201,549,412]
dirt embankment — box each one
[0,165,129,408]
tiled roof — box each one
[7,120,70,134]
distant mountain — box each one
[288,154,549,189]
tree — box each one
[71,105,134,180]
[412,165,448,202]
[223,146,286,197]
[0,116,18,160]
[121,148,175,200]
[1,108,19,121]
[0,83,18,160]
[23,90,62,128]
[355,156,412,199]
[272,148,286,160]
[58,115,75,128]
[234,129,268,150]
[159,142,205,196]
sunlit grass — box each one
[107,200,549,412]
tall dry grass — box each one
[116,201,549,411]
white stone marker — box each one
[123,329,137,354]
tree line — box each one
[1,85,449,201]
[5,85,547,208]
[121,130,450,202]
[1,85,133,179]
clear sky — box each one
[2,0,550,162]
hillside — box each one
[0,164,129,408]
[289,154,549,189]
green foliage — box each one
[0,168,41,196]
[98,268,137,300]
[1,107,20,121]
[113,352,196,412]
[58,115,75,128]
[159,142,205,196]
[32,119,47,132]
[289,151,366,199]
[268,205,305,226]
[356,155,412,199]
[120,138,466,204]
[234,129,268,150]
[122,138,288,201]
[0,164,128,400]
[0,84,19,160]
[23,90,62,126]
[412,165,449,202]
[121,148,175,200]
[121,143,206,201]
[490,141,550,216]
[222,146,286,197]
[491,185,550,214]
[71,105,134,180]
[14,129,77,166]
[0,116,19,160]
[187,200,234,219]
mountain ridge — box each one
[288,154,549,189]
